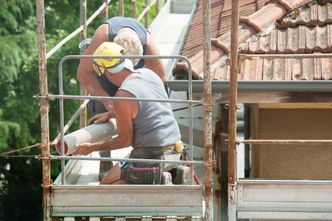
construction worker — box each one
[76,17,166,180]
[74,42,181,184]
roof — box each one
[172,0,332,82]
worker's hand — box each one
[73,143,93,155]
[88,111,115,125]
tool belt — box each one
[121,162,162,185]
[121,140,185,185]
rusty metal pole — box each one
[203,0,213,220]
[156,0,160,14]
[36,0,51,220]
[228,0,240,218]
[132,0,137,18]
[119,0,124,16]
[103,0,109,20]
[79,0,87,129]
[144,0,149,27]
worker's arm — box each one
[74,90,138,155]
[145,33,167,83]
[76,24,114,111]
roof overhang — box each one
[168,80,332,93]
[169,80,332,103]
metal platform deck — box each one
[237,179,332,220]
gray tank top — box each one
[119,69,181,147]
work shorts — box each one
[120,146,180,185]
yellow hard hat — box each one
[92,42,126,76]
[175,140,184,153]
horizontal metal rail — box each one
[39,155,204,165]
[240,53,332,59]
[237,139,332,145]
[35,94,201,104]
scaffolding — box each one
[36,0,332,220]
[36,0,211,220]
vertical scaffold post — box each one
[144,0,149,27]
[203,0,213,220]
[228,0,240,218]
[132,0,137,18]
[119,0,124,16]
[156,0,160,14]
[104,0,109,20]
[79,0,87,128]
[36,0,51,220]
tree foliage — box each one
[0,0,159,219]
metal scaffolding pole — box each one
[36,0,51,220]
[228,0,240,218]
[203,0,213,220]
[79,0,87,128]
[104,0,109,19]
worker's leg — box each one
[100,163,126,184]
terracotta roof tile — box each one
[277,2,332,27]
[240,2,288,32]
[278,0,312,11]
[181,0,269,60]
[174,0,311,79]
[213,56,332,80]
[242,24,332,53]
[173,0,332,82]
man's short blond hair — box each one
[113,30,143,67]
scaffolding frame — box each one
[36,0,332,220]
[226,0,332,220]
[36,0,213,220]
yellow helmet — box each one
[92,42,126,76]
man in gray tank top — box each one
[76,17,167,180]
[74,42,181,185]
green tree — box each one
[0,0,160,219]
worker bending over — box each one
[76,17,166,179]
[74,42,180,184]
[77,16,166,114]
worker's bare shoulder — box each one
[115,89,135,98]
[83,24,109,56]
[94,24,109,40]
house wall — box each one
[251,104,332,179]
